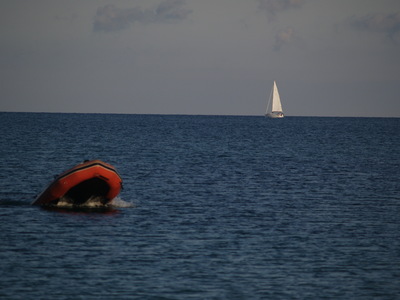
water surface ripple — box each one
[0,113,399,299]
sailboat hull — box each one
[266,112,284,118]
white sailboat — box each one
[265,80,284,118]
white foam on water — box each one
[56,196,74,208]
[82,196,107,208]
[55,195,105,208]
[109,197,135,208]
[54,195,134,209]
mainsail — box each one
[266,81,284,118]
[271,81,282,112]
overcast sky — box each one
[1,0,400,117]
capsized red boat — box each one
[32,160,123,207]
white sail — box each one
[271,81,283,112]
[266,80,284,118]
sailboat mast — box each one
[266,82,273,115]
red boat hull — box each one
[32,160,122,206]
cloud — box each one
[350,12,400,40]
[273,27,295,50]
[258,0,305,21]
[93,0,192,32]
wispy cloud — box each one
[274,27,295,51]
[93,0,192,32]
[349,12,400,41]
[258,0,305,21]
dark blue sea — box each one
[0,112,399,299]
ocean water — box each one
[0,112,399,299]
